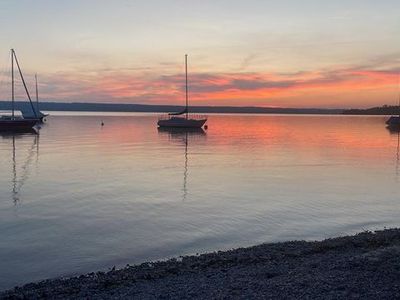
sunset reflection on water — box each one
[0,113,398,290]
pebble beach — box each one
[2,228,400,299]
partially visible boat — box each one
[386,83,400,128]
[157,55,207,128]
[0,49,39,131]
[386,116,400,127]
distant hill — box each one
[343,105,400,115]
[0,101,343,115]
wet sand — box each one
[2,229,400,299]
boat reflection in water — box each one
[158,127,206,201]
[387,122,400,134]
[0,129,39,203]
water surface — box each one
[0,113,399,290]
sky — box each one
[0,0,399,108]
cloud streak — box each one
[2,64,399,108]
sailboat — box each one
[0,49,39,131]
[386,99,400,127]
[22,74,49,122]
[157,55,207,128]
[386,77,400,127]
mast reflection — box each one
[397,130,400,178]
[0,129,39,204]
[386,125,400,178]
[158,127,206,201]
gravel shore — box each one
[2,229,400,299]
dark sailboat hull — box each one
[0,119,38,132]
[158,118,207,128]
[386,116,400,126]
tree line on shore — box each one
[343,105,400,115]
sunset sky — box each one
[0,0,399,108]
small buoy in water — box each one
[204,125,208,130]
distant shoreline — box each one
[1,101,399,116]
[0,101,344,115]
[2,228,400,299]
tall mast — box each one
[11,49,14,119]
[35,73,39,113]
[398,72,400,118]
[398,81,400,118]
[185,54,188,120]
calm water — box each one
[0,113,399,290]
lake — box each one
[0,113,399,290]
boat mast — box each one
[35,73,39,114]
[12,49,38,118]
[185,54,188,120]
[398,72,400,118]
[398,83,400,118]
[11,49,14,119]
